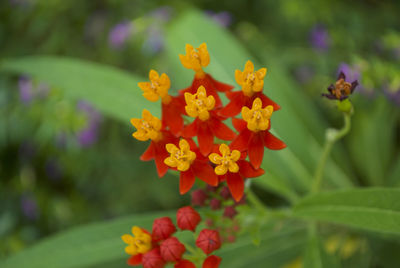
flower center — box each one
[241,98,274,132]
[184,86,215,121]
[209,144,241,175]
[131,109,162,142]
[165,139,196,172]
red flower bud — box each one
[142,248,165,268]
[152,217,176,241]
[177,206,201,232]
[160,237,186,262]
[174,259,195,268]
[209,198,221,210]
[219,187,231,200]
[196,229,221,255]
[205,219,214,227]
[223,206,237,219]
[203,255,222,268]
[191,189,207,206]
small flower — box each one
[164,139,196,172]
[322,72,358,101]
[108,21,132,50]
[142,248,165,268]
[131,109,162,142]
[176,206,201,231]
[310,24,330,52]
[219,60,279,118]
[122,226,153,255]
[182,87,236,156]
[152,217,176,241]
[164,139,217,194]
[209,144,240,175]
[184,86,216,121]
[219,187,231,200]
[179,43,210,76]
[138,70,171,103]
[241,98,273,132]
[160,237,186,262]
[235,60,267,97]
[196,229,221,255]
[230,98,286,169]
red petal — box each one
[257,93,280,111]
[203,255,222,268]
[248,133,264,169]
[209,74,234,92]
[154,142,169,178]
[238,160,265,178]
[197,122,214,156]
[175,260,196,268]
[209,118,236,141]
[162,103,183,137]
[226,172,245,202]
[127,254,142,266]
[180,170,196,194]
[232,118,247,132]
[140,142,155,161]
[230,130,251,152]
[192,161,218,186]
[218,93,245,118]
[263,131,286,150]
[182,120,198,138]
[225,90,240,100]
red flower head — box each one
[176,206,201,232]
[182,86,236,156]
[131,109,178,177]
[191,189,208,206]
[142,248,166,268]
[174,256,221,268]
[152,217,177,241]
[209,144,264,201]
[230,97,286,169]
[138,70,186,136]
[179,43,233,108]
[160,237,186,262]
[196,229,221,255]
[219,60,280,118]
[164,139,218,194]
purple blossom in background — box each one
[150,6,173,22]
[310,24,330,52]
[21,195,39,220]
[383,86,400,106]
[108,21,133,50]
[45,158,63,181]
[143,26,164,54]
[205,11,233,28]
[76,101,101,147]
[18,76,33,104]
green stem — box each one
[311,113,351,193]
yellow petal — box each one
[252,98,262,109]
[228,162,239,173]
[219,144,230,155]
[125,245,138,255]
[149,69,159,80]
[165,143,177,153]
[215,164,228,175]
[179,139,190,151]
[256,68,267,79]
[235,69,244,85]
[231,150,241,161]
[164,156,177,168]
[209,153,222,164]
[131,226,142,236]
[244,60,254,72]
[121,234,134,244]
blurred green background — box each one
[1,0,400,267]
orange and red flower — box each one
[230,98,286,169]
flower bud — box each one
[223,206,237,219]
[152,217,177,241]
[203,255,222,268]
[209,198,221,210]
[196,229,221,255]
[177,206,201,232]
[219,187,231,200]
[160,237,186,262]
[142,248,165,268]
[191,189,208,206]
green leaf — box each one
[0,56,158,122]
[293,188,400,234]
[165,10,352,193]
[0,212,163,268]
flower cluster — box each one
[122,206,222,268]
[130,43,286,203]
[128,43,286,267]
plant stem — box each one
[311,113,351,193]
